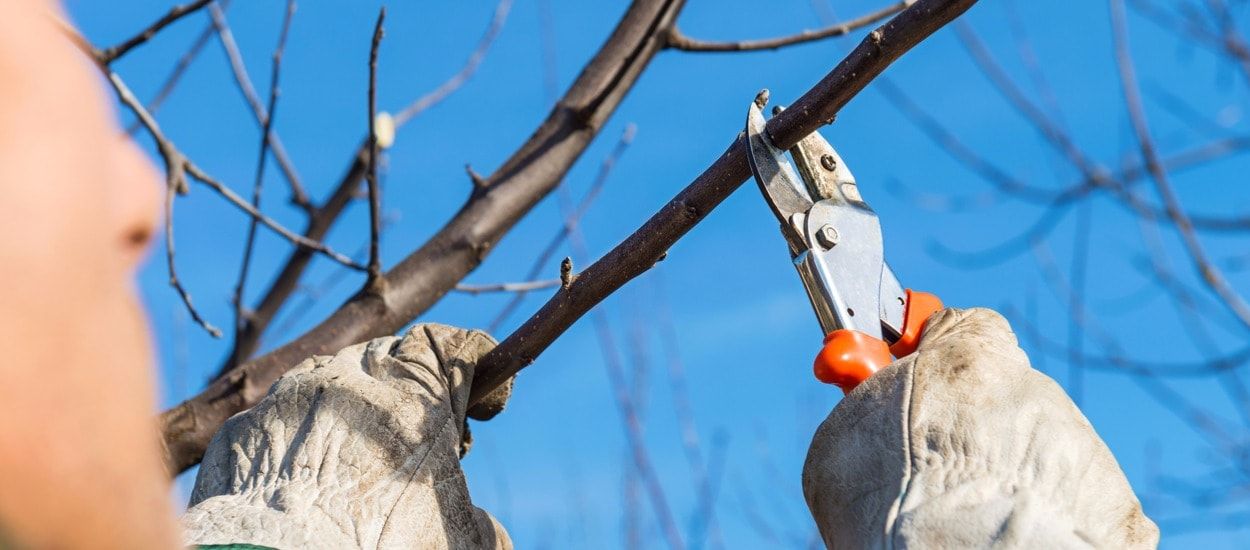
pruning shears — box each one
[746,97,943,393]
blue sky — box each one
[71,0,1250,547]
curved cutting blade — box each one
[746,101,813,249]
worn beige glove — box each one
[803,308,1159,549]
[182,323,513,550]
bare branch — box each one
[455,279,562,295]
[101,67,221,338]
[105,71,364,271]
[1067,205,1091,405]
[208,2,310,211]
[470,0,982,406]
[489,123,638,331]
[161,0,689,473]
[366,8,386,288]
[1109,0,1250,331]
[97,0,214,63]
[592,304,684,550]
[182,163,364,270]
[222,0,517,367]
[654,273,724,546]
[125,3,223,136]
[665,1,910,52]
[554,156,683,550]
[163,173,222,339]
[232,0,296,356]
[392,0,514,127]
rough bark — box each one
[161,0,688,474]
[469,0,982,406]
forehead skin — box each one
[0,2,178,549]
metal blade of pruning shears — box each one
[746,93,944,392]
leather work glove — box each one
[182,324,514,550]
[803,308,1159,549]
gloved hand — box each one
[182,324,514,550]
[803,308,1159,549]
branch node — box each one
[466,164,488,189]
[560,257,577,289]
[869,29,885,47]
[753,89,770,109]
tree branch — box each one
[366,8,385,288]
[232,0,295,358]
[455,279,562,295]
[96,0,214,63]
[392,0,513,126]
[161,0,690,473]
[665,0,910,52]
[125,1,226,135]
[1109,0,1250,330]
[208,1,310,211]
[487,123,638,331]
[469,0,981,405]
[94,52,363,272]
[222,0,514,369]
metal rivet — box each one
[816,225,839,249]
[820,154,837,171]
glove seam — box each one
[884,358,919,549]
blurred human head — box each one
[0,1,177,548]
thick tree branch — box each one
[487,123,638,331]
[162,0,689,473]
[224,0,513,369]
[665,0,910,52]
[469,0,980,406]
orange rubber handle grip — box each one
[888,289,943,358]
[813,329,891,392]
[812,289,943,393]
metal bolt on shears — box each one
[746,95,943,393]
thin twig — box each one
[1109,0,1250,331]
[217,0,519,372]
[97,0,214,63]
[879,75,1250,231]
[654,272,724,548]
[1002,0,1067,128]
[101,65,363,271]
[233,0,296,349]
[1067,203,1091,406]
[392,0,513,127]
[163,174,222,338]
[162,0,687,473]
[488,123,638,331]
[666,1,910,52]
[208,1,310,211]
[1013,249,1242,452]
[126,2,226,135]
[469,0,982,406]
[182,163,364,269]
[563,182,685,550]
[455,279,561,295]
[108,71,221,336]
[366,8,386,287]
